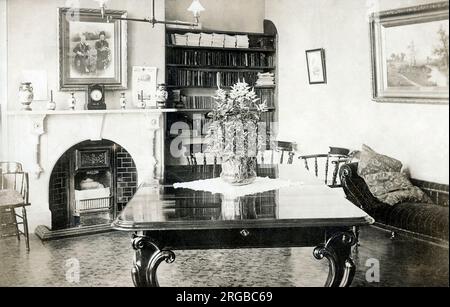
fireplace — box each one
[49,140,138,230]
[5,110,170,236]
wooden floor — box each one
[0,226,448,287]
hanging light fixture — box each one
[99,0,205,28]
[187,0,205,24]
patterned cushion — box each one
[357,145,430,206]
[364,172,432,206]
[357,145,402,177]
[0,189,24,207]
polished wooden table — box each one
[112,166,374,287]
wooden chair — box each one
[298,147,350,188]
[0,162,31,251]
[183,141,220,180]
[259,141,298,165]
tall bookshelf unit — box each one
[164,26,278,179]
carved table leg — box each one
[131,234,176,287]
[313,230,356,287]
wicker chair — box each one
[0,162,31,251]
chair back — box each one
[299,147,350,187]
[182,142,219,179]
[0,162,23,174]
[258,141,298,165]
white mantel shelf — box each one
[7,108,175,181]
[7,109,177,116]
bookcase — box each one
[164,27,278,177]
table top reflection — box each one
[112,165,374,231]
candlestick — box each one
[47,90,56,110]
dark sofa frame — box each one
[340,163,449,248]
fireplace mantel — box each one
[7,109,177,116]
[7,109,176,179]
[6,108,175,231]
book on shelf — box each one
[168,69,262,87]
[236,35,250,49]
[212,33,225,47]
[168,49,275,67]
[256,72,275,86]
[255,88,275,108]
[177,91,274,110]
[182,96,216,109]
[224,34,237,48]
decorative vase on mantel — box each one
[206,81,269,186]
[19,82,34,111]
[155,84,168,109]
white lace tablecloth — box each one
[173,177,303,198]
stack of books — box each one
[256,72,275,86]
[236,35,250,49]
[172,33,188,46]
[186,33,201,46]
[212,34,225,47]
[199,33,214,47]
[224,35,237,48]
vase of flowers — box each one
[206,81,268,186]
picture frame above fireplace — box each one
[58,7,128,91]
[370,2,449,104]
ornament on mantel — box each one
[120,92,127,110]
[19,82,34,111]
[155,84,168,109]
[47,90,56,110]
[138,90,146,109]
[68,92,76,110]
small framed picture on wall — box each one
[306,48,327,84]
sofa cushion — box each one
[357,145,430,206]
[364,171,432,206]
[357,145,402,177]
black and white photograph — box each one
[58,7,127,90]
[0,0,448,292]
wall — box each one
[0,0,6,160]
[265,0,449,183]
[166,0,265,32]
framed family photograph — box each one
[306,48,327,84]
[370,1,449,104]
[58,8,128,90]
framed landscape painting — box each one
[370,2,449,104]
[58,8,127,90]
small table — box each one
[112,165,374,287]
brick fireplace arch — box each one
[48,139,138,230]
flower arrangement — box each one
[206,80,269,185]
